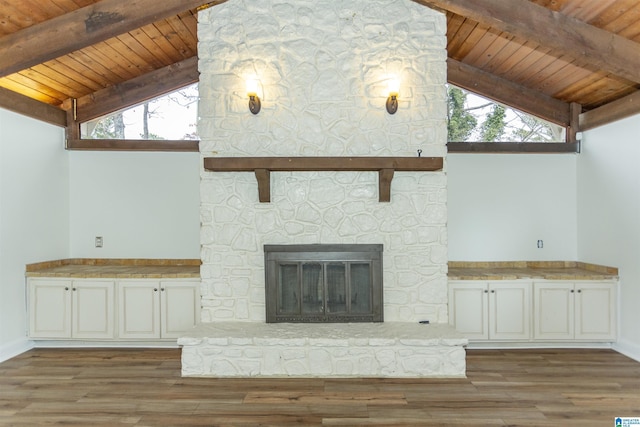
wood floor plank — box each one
[243,391,407,405]
[1,348,639,426]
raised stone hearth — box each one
[179,323,467,377]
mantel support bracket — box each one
[254,168,271,203]
[378,169,395,203]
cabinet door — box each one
[448,282,489,340]
[575,282,616,341]
[489,282,531,340]
[533,282,574,340]
[29,279,72,338]
[72,280,115,339]
[118,281,161,339]
[160,280,200,338]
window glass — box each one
[447,85,565,142]
[80,83,198,140]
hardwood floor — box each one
[1,348,639,426]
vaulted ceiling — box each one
[0,0,639,140]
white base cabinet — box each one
[118,279,200,340]
[160,281,201,338]
[28,277,200,342]
[29,279,72,338]
[448,281,531,341]
[533,281,616,341]
[449,279,616,343]
[29,279,115,339]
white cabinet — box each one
[29,278,114,339]
[448,282,487,339]
[29,279,72,338]
[160,280,201,338]
[448,279,617,344]
[533,281,616,341]
[118,279,200,339]
[117,280,160,339]
[448,281,531,341]
[29,277,199,342]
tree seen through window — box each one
[81,84,199,140]
[447,85,565,143]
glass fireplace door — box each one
[301,263,323,315]
[266,244,382,323]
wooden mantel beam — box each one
[0,0,226,78]
[203,157,444,203]
[414,0,640,84]
[447,58,570,126]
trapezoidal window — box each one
[447,85,566,143]
[80,83,198,141]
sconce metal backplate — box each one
[386,95,398,114]
[249,95,261,114]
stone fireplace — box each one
[179,0,467,378]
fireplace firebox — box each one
[264,244,383,323]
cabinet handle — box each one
[571,289,575,293]
[491,290,495,293]
[161,288,165,292]
[154,288,158,292]
[577,289,582,293]
[72,288,76,291]
[484,290,488,293]
[65,287,69,291]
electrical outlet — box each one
[537,239,543,249]
[95,236,103,248]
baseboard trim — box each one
[465,341,614,350]
[613,338,640,363]
[0,338,34,363]
[31,340,180,348]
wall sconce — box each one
[246,79,261,115]
[386,78,399,115]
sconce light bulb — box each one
[387,78,400,96]
[386,77,399,114]
[246,78,259,96]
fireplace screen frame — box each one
[264,244,383,323]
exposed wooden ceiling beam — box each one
[69,56,199,123]
[414,0,640,84]
[580,91,640,131]
[66,139,199,152]
[448,142,579,153]
[447,58,570,126]
[567,102,581,143]
[0,87,66,127]
[0,0,226,78]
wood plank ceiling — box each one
[0,0,638,145]
[0,1,197,106]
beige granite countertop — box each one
[26,258,200,278]
[448,261,618,281]
[26,259,618,281]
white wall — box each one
[577,114,640,361]
[448,153,578,261]
[0,109,206,363]
[69,151,200,259]
[0,109,69,360]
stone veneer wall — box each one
[198,0,448,323]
